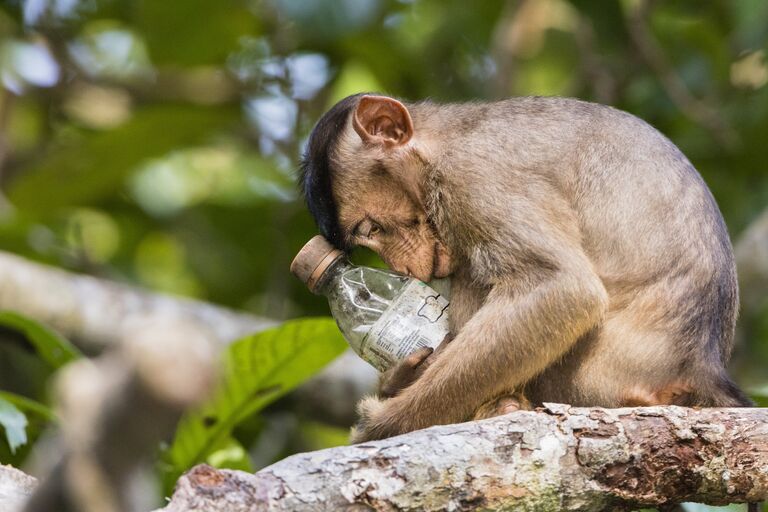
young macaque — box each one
[299,93,751,442]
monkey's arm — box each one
[352,232,608,442]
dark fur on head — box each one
[299,93,366,249]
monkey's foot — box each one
[350,396,393,443]
[472,392,532,420]
[622,381,693,407]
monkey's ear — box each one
[353,96,414,147]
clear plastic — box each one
[316,258,450,371]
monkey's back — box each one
[570,102,736,346]
[567,101,741,405]
[430,97,743,406]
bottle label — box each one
[359,280,450,372]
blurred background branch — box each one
[23,318,216,512]
[735,207,768,316]
[0,250,273,350]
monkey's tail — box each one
[695,368,753,407]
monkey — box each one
[299,93,751,443]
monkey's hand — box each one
[378,334,453,398]
[379,346,433,398]
[352,335,453,442]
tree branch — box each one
[160,404,767,511]
[21,318,217,512]
[0,465,37,512]
[735,208,768,315]
[0,251,274,351]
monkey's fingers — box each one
[403,345,435,368]
[415,333,454,368]
[379,346,434,398]
[399,333,453,381]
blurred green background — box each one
[0,0,767,506]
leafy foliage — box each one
[6,106,238,215]
[162,317,347,488]
[0,311,78,458]
[0,396,27,454]
[0,311,81,369]
[0,391,54,423]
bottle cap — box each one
[290,235,344,293]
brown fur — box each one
[472,393,531,420]
[622,382,694,407]
[307,94,750,443]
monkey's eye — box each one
[355,219,383,238]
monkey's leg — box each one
[379,338,536,421]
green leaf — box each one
[0,396,28,454]
[164,317,346,483]
[6,105,238,215]
[0,391,55,423]
[0,311,81,369]
[205,436,253,473]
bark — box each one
[160,404,768,512]
[0,465,37,512]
